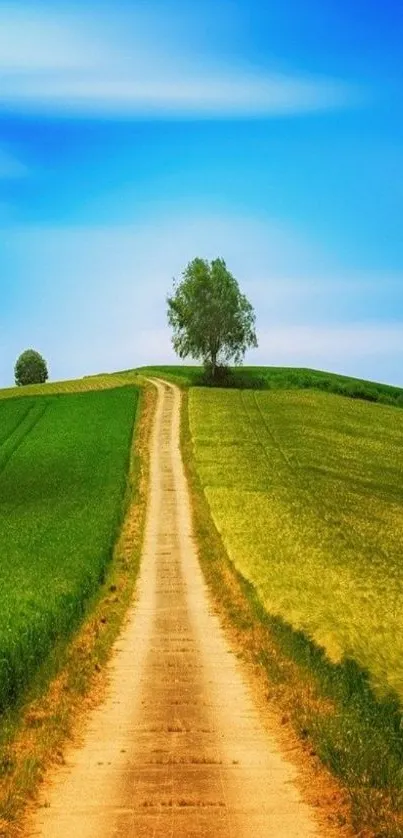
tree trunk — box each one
[211,353,217,380]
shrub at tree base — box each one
[15,349,49,386]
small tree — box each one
[15,349,49,386]
[167,257,257,378]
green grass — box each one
[0,385,139,714]
[138,364,403,408]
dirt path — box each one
[27,379,321,838]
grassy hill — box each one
[137,364,403,407]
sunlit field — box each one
[0,371,140,401]
[0,386,138,713]
[189,387,403,699]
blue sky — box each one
[1,0,402,386]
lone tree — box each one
[15,349,48,386]
[167,257,257,378]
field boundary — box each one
[0,382,156,837]
[0,373,142,402]
[180,387,403,838]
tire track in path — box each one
[27,379,320,838]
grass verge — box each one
[181,389,403,838]
[0,383,155,837]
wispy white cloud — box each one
[1,73,350,119]
[0,6,354,118]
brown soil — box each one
[26,380,326,837]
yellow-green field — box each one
[189,387,403,699]
[0,371,140,401]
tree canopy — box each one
[15,349,49,386]
[167,257,257,377]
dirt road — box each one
[28,379,320,837]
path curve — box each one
[28,379,320,838]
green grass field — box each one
[189,387,403,700]
[0,385,138,713]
